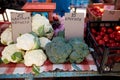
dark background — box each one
[0,0,27,10]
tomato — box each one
[116,42,120,47]
[115,36,120,42]
[109,40,114,44]
[91,28,97,34]
[107,28,113,33]
[117,31,120,35]
[109,33,115,39]
[110,43,116,47]
[98,40,105,45]
[115,26,120,31]
[100,26,106,33]
[95,35,102,41]
[103,36,109,42]
[100,31,105,36]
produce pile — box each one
[89,6,104,17]
[91,26,120,47]
[0,14,89,74]
[90,25,120,63]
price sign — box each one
[102,10,120,21]
[104,5,115,10]
[11,12,32,42]
[64,13,84,40]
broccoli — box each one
[45,37,72,63]
[68,38,89,63]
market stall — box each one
[0,0,120,80]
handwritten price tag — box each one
[102,10,120,21]
[11,12,32,42]
[64,13,84,40]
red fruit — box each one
[103,36,109,42]
[101,26,106,33]
[116,42,120,47]
[115,36,120,41]
[115,26,120,31]
[110,43,116,47]
[117,31,120,35]
[95,36,102,41]
[109,40,114,44]
[91,28,97,34]
[109,33,115,39]
[107,28,113,33]
[98,40,105,45]
[100,32,105,36]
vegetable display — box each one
[0,27,13,45]
[1,44,24,64]
[0,13,90,74]
[91,26,120,47]
[32,14,54,39]
[39,37,51,50]
[16,33,40,51]
[24,49,47,66]
[45,37,89,64]
[45,37,72,63]
[68,38,89,63]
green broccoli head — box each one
[45,37,72,63]
[69,38,89,63]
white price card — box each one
[102,10,120,21]
[11,12,32,42]
[64,13,84,40]
[104,5,115,10]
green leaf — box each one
[32,65,40,75]
[11,52,23,62]
[30,32,38,37]
[33,37,40,49]
[57,30,65,38]
[38,25,45,37]
[3,58,9,64]
[0,58,3,64]
[46,28,53,34]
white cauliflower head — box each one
[0,27,13,45]
[32,14,54,39]
[16,33,40,51]
[1,44,24,64]
[39,37,51,50]
[24,49,47,66]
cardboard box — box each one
[86,3,114,21]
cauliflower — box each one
[32,14,54,39]
[45,37,72,63]
[24,49,47,66]
[1,44,24,64]
[0,27,13,45]
[68,38,89,63]
[16,33,40,51]
[39,37,51,50]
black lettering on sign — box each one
[11,13,31,25]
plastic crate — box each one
[86,21,120,73]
